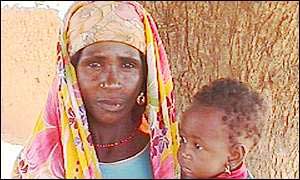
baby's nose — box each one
[181,152,192,160]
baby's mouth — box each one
[181,167,194,178]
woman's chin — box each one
[87,111,127,125]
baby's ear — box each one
[228,143,247,169]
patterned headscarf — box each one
[12,1,179,179]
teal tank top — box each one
[98,144,153,179]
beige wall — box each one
[1,2,299,178]
[1,7,60,143]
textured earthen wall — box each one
[1,1,298,178]
[1,8,60,143]
[140,1,299,178]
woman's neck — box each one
[88,114,139,145]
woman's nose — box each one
[100,67,121,89]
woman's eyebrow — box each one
[80,54,106,59]
[118,56,141,62]
[81,53,141,61]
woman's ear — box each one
[228,143,247,169]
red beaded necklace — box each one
[93,129,138,148]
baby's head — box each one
[178,78,269,178]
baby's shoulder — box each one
[247,169,254,179]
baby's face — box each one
[178,105,231,178]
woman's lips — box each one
[96,99,125,112]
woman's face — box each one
[75,41,145,124]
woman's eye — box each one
[179,136,187,144]
[89,62,101,69]
[122,63,135,68]
[195,144,203,150]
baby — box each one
[178,78,269,179]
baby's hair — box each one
[193,78,269,150]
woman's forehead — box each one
[79,41,143,60]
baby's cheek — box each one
[177,146,183,163]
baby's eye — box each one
[89,62,101,69]
[122,63,135,69]
[195,143,203,150]
[179,136,187,144]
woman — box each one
[12,1,179,179]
